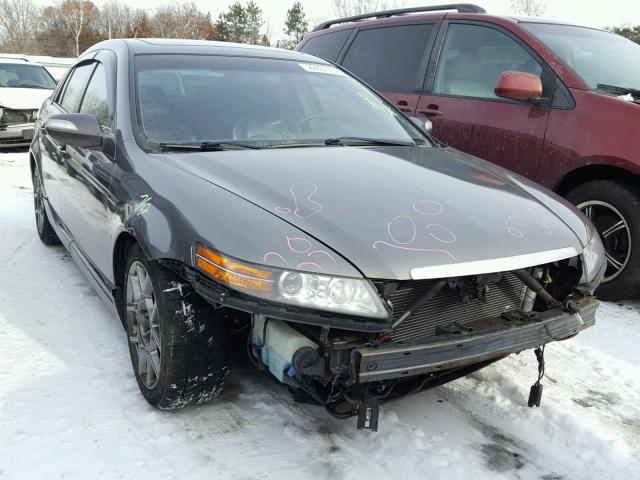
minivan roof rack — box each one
[313,4,486,31]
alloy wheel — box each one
[126,261,161,389]
[578,200,632,283]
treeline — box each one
[0,0,310,57]
[608,25,640,44]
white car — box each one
[0,58,56,148]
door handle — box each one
[419,105,442,117]
[55,144,67,153]
[395,100,413,113]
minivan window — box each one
[0,63,56,89]
[523,23,640,91]
[80,63,112,133]
[342,24,434,93]
[134,54,428,150]
[60,63,96,112]
[434,24,543,99]
[299,28,353,61]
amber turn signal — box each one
[195,245,273,294]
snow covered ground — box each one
[1,150,639,480]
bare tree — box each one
[56,0,99,56]
[509,0,546,17]
[0,0,37,52]
[332,0,399,18]
[98,0,139,39]
[152,3,216,39]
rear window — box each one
[341,24,435,93]
[299,29,353,62]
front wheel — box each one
[124,244,229,409]
[566,180,640,300]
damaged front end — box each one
[184,245,604,431]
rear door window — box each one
[300,28,353,62]
[341,24,435,93]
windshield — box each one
[0,63,56,89]
[134,54,428,151]
[523,23,640,91]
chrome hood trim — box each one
[410,247,579,279]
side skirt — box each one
[45,198,119,321]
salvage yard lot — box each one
[1,150,639,480]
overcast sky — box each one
[40,0,640,41]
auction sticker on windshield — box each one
[298,63,345,75]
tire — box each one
[566,180,640,300]
[32,166,61,246]
[123,243,229,409]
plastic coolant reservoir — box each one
[252,317,318,382]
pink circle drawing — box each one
[412,200,444,216]
[427,224,457,244]
[387,215,416,245]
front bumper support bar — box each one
[357,296,597,382]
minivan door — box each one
[417,21,553,178]
[340,22,439,116]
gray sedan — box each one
[30,39,605,430]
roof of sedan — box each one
[0,56,35,65]
[92,38,326,63]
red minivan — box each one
[297,4,640,300]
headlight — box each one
[194,244,388,319]
[580,231,606,287]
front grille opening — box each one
[388,273,526,342]
[1,109,36,125]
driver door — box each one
[41,53,117,279]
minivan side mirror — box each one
[494,71,543,103]
[45,113,103,148]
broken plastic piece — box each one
[528,383,543,407]
[528,346,545,407]
[357,402,380,431]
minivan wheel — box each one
[566,180,640,300]
[124,244,229,409]
[32,167,61,246]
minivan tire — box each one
[566,180,640,301]
[124,244,229,409]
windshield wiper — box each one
[324,136,416,147]
[596,84,640,98]
[159,141,262,152]
[10,84,49,89]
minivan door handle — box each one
[419,105,442,117]
[395,100,413,113]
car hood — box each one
[0,87,52,110]
[156,146,590,280]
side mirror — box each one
[494,71,543,103]
[45,113,103,148]
[410,116,433,134]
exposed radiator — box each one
[389,274,527,342]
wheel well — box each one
[554,165,640,195]
[113,232,137,323]
[113,232,137,288]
